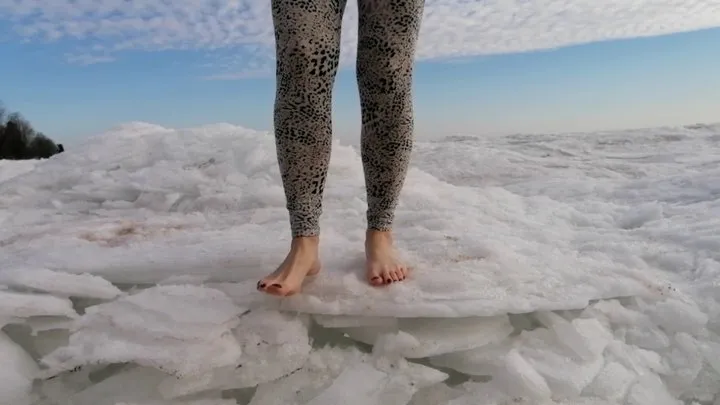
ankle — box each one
[366,229,393,242]
[291,235,320,249]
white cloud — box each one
[2,0,720,74]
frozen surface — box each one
[0,121,719,404]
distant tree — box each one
[0,101,64,160]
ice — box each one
[247,346,447,405]
[339,315,514,358]
[0,122,719,404]
[582,361,637,402]
[40,285,247,378]
[156,309,312,399]
[429,310,614,398]
[0,290,78,320]
[0,268,122,299]
[0,330,39,405]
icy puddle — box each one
[1,123,719,404]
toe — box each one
[265,283,295,297]
[370,276,384,286]
[367,268,385,286]
[257,279,272,291]
[265,283,286,296]
[389,270,400,282]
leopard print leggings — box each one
[272,0,425,237]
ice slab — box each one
[156,309,312,399]
[247,345,447,405]
[0,268,122,300]
[0,290,78,319]
[60,366,170,405]
[430,312,615,400]
[0,330,40,405]
[337,315,514,358]
[212,253,663,317]
[40,285,247,378]
[0,125,672,319]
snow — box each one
[0,121,719,405]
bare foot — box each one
[365,230,409,286]
[257,236,321,296]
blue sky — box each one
[2,0,720,144]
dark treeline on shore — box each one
[1,102,64,160]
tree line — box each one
[1,102,64,160]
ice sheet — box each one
[0,124,672,319]
[0,267,122,299]
[0,290,78,319]
[40,285,247,378]
[0,330,40,405]
[0,122,718,405]
[247,346,447,405]
[337,315,514,358]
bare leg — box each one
[257,0,346,296]
[356,0,425,286]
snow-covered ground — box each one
[0,121,719,405]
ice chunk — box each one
[624,324,671,350]
[534,311,609,361]
[431,317,612,399]
[582,361,637,402]
[644,298,709,334]
[77,284,244,341]
[0,290,78,319]
[63,366,169,405]
[313,314,398,328]
[503,349,553,400]
[41,285,245,377]
[680,363,720,404]
[605,341,670,375]
[24,317,74,335]
[430,343,554,401]
[0,268,122,299]
[33,364,101,404]
[32,329,71,359]
[408,384,464,405]
[157,309,312,399]
[441,380,621,405]
[626,373,682,405]
[517,328,606,398]
[584,299,654,328]
[442,381,514,405]
[0,330,40,405]
[430,340,511,376]
[41,324,244,379]
[663,332,704,393]
[248,346,446,405]
[699,340,720,374]
[345,315,513,358]
[303,361,389,405]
